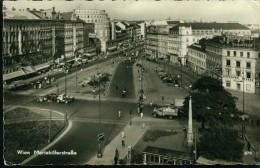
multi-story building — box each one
[186,35,260,93]
[187,43,207,75]
[145,21,172,60]
[139,22,146,40]
[148,21,251,65]
[3,7,88,83]
[205,39,223,80]
[74,9,110,52]
[220,36,260,93]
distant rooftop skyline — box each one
[3,0,260,24]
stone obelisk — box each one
[187,96,194,147]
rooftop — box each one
[3,10,41,20]
[179,22,249,30]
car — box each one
[152,105,178,119]
[57,94,74,104]
[37,93,58,102]
[162,77,173,83]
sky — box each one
[3,0,260,24]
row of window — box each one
[78,14,106,19]
[226,60,252,69]
[225,69,252,78]
[75,10,104,14]
[227,50,251,58]
[225,81,253,91]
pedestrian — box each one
[138,106,140,114]
[122,139,125,148]
[142,123,145,129]
[116,85,118,91]
[257,119,260,126]
[150,101,153,107]
[247,141,251,151]
[118,110,121,119]
[255,150,259,162]
[140,112,143,119]
[162,96,164,101]
[122,130,125,139]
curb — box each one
[21,120,73,165]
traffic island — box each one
[3,107,67,165]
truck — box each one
[152,104,178,119]
[56,94,74,104]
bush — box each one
[4,107,44,120]
[4,121,66,164]
[143,130,177,142]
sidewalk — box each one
[86,117,147,165]
[133,59,189,106]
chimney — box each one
[52,7,56,19]
[26,8,30,11]
[33,8,36,11]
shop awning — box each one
[3,70,26,81]
[34,62,50,71]
[107,46,117,51]
[21,66,36,75]
[84,52,97,57]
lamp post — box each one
[235,67,245,138]
[97,65,102,158]
[48,98,53,143]
[64,67,68,123]
[129,110,132,125]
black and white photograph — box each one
[2,0,260,166]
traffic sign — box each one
[98,133,105,141]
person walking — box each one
[121,130,125,139]
[118,110,121,119]
[247,141,251,151]
[142,123,145,130]
[122,139,125,148]
[140,112,143,119]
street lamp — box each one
[97,65,103,158]
[48,98,53,143]
[129,110,132,125]
[64,67,68,123]
[235,67,245,138]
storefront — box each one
[34,62,51,74]
[107,46,117,53]
[142,146,193,165]
[3,70,26,84]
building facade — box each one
[147,21,251,65]
[3,8,88,83]
[74,9,110,52]
[221,36,260,93]
[187,44,207,75]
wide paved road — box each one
[23,56,141,165]
[27,122,124,165]
[108,59,136,99]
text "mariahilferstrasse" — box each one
[34,150,77,155]
[17,150,77,155]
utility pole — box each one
[97,65,102,158]
[48,99,53,143]
[64,56,68,122]
[194,119,197,163]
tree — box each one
[131,150,143,164]
[197,127,244,161]
[182,76,239,129]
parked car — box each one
[152,104,178,119]
[56,94,75,104]
[162,77,173,83]
[37,93,58,102]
